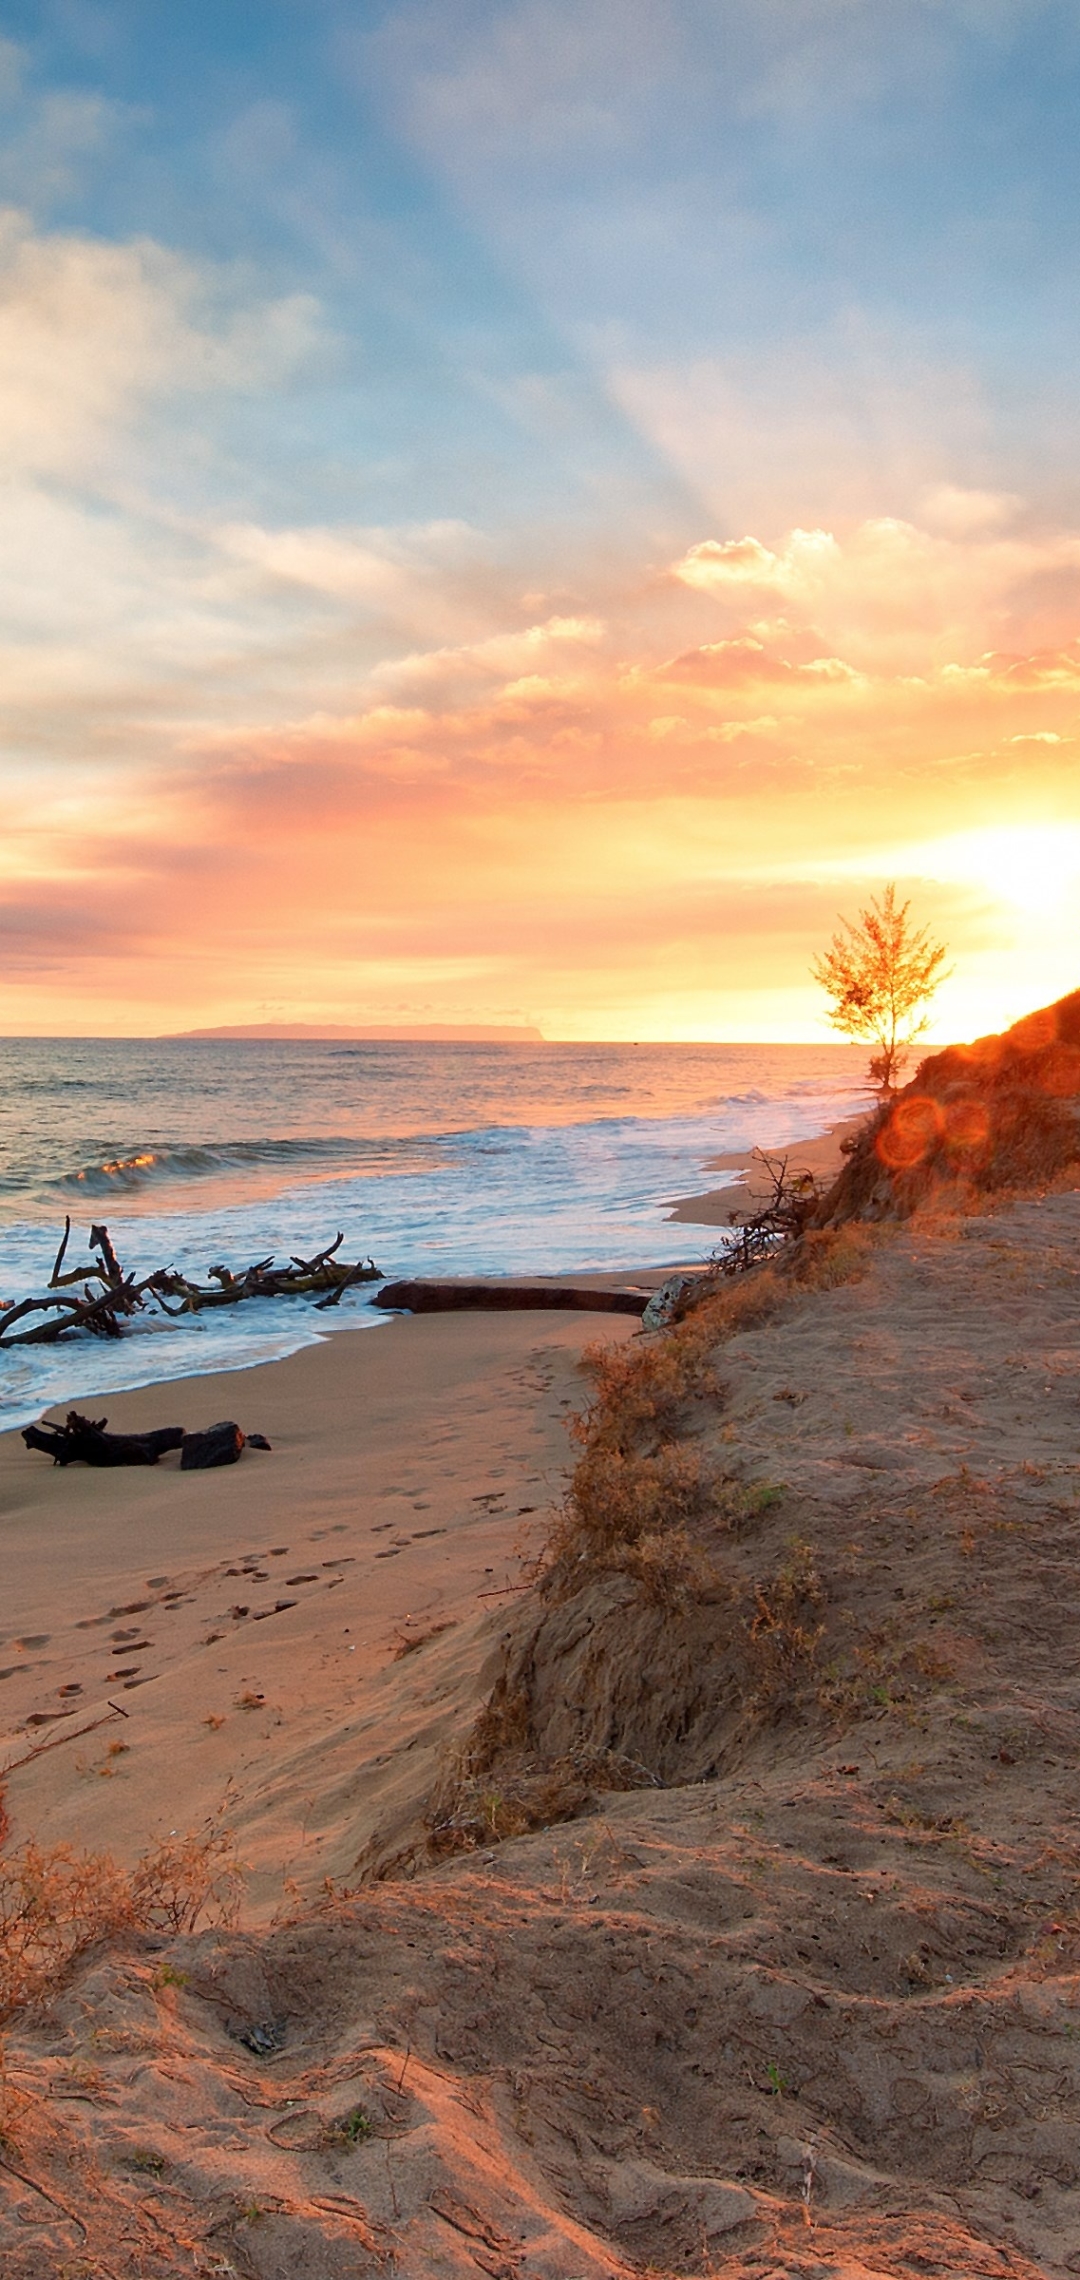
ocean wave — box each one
[44,1134,448,1197]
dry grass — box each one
[785,1220,881,1289]
[741,1539,827,1715]
[426,1749,656,1858]
[817,1082,1080,1227]
[538,1268,797,1598]
[538,1240,874,1601]
[0,1788,242,2026]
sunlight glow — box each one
[918,825,1080,918]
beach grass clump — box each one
[785,1221,880,1289]
[426,1749,656,1858]
[741,1539,826,1716]
[0,1796,241,2024]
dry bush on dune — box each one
[0,1792,241,2026]
[541,1270,792,1594]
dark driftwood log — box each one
[373,1279,649,1317]
[22,1413,185,1467]
[179,1421,245,1470]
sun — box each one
[923,823,1080,917]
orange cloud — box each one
[6,485,1080,1039]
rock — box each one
[641,1273,705,1331]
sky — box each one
[3,0,1080,1041]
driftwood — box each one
[0,1220,382,1347]
[149,1233,381,1315]
[21,1413,185,1467]
[374,1279,649,1317]
[22,1412,270,1470]
[179,1421,245,1471]
[716,1149,822,1276]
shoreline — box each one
[664,1109,867,1225]
[0,1113,863,1905]
[0,1109,866,1433]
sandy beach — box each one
[0,1295,654,1914]
[0,1114,865,1900]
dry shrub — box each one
[818,1617,958,1722]
[542,1269,789,1596]
[787,1222,879,1289]
[741,1539,826,1716]
[427,1749,655,1858]
[816,1079,1080,1227]
[685,1267,786,1342]
[0,1802,241,2023]
[469,1677,535,1765]
[573,1324,717,1447]
[548,1442,712,1571]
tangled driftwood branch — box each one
[0,1220,381,1348]
[717,1149,822,1276]
[149,1232,381,1315]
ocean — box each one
[0,1037,867,1430]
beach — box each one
[0,1291,652,1913]
[3,1162,1080,2276]
[0,1061,870,1910]
[15,1085,1080,2280]
[0,1109,867,1904]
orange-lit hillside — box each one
[817,989,1080,1223]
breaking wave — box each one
[43,1135,448,1199]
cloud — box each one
[0,208,324,481]
[670,513,1080,673]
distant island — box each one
[166,1022,546,1042]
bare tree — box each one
[812,884,949,1094]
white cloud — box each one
[671,512,1080,673]
[370,612,605,696]
[0,208,324,480]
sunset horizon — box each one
[4,4,1080,1044]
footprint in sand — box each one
[15,1634,50,1650]
[412,1527,446,1538]
[285,1572,320,1584]
[374,1547,402,1559]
